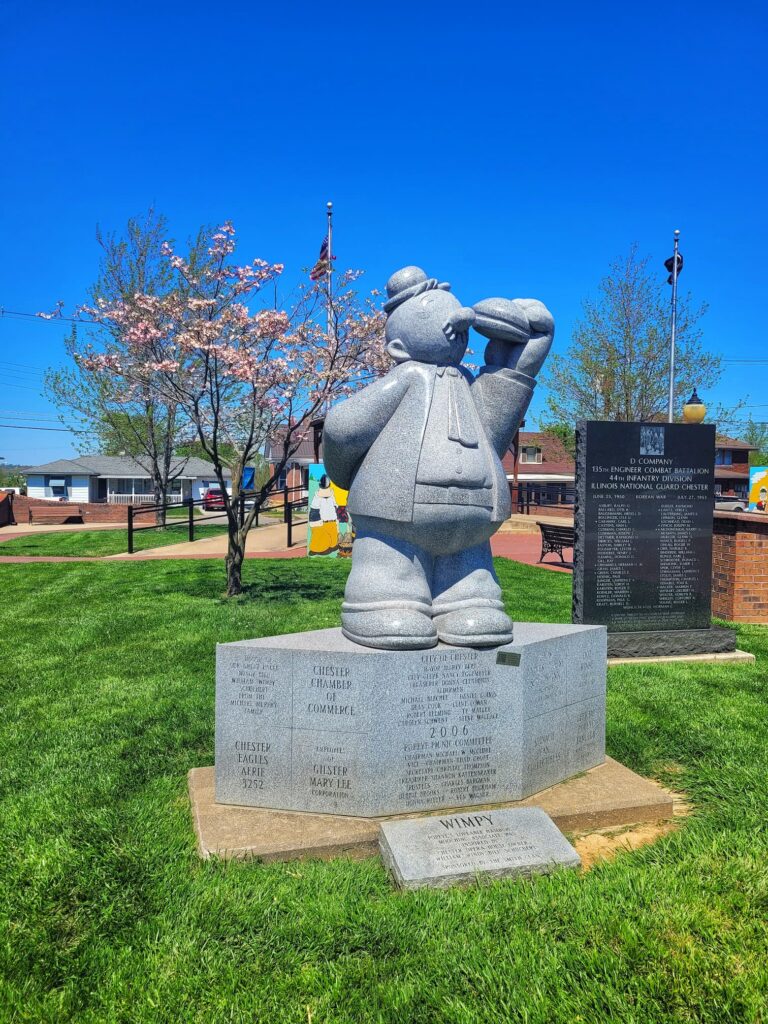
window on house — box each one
[520,446,542,464]
[277,467,287,490]
[48,477,68,498]
[715,449,733,466]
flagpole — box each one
[321,201,334,423]
[667,229,680,423]
[326,201,334,341]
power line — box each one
[0,413,62,421]
[0,360,49,372]
[0,307,82,325]
[0,423,72,432]
[0,416,62,423]
[0,369,46,380]
[0,408,60,416]
[1,372,46,384]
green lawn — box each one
[0,523,228,557]
[0,558,766,1023]
[165,505,207,518]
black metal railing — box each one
[510,482,575,515]
[126,485,308,554]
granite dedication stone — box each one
[572,421,731,655]
[379,807,581,889]
[215,623,606,817]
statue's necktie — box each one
[437,366,479,448]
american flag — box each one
[309,234,335,281]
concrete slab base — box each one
[606,626,736,658]
[608,649,755,667]
[188,756,674,862]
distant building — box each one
[502,431,759,502]
[23,455,232,504]
[501,431,576,510]
[266,422,755,511]
[714,435,759,498]
[264,421,324,498]
[503,431,576,485]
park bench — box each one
[537,520,575,564]
[28,504,84,525]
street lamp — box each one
[682,388,706,423]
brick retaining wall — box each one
[712,511,768,623]
[4,495,129,525]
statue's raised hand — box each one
[473,297,554,378]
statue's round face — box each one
[386,290,467,365]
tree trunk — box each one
[225,522,245,596]
[153,475,167,526]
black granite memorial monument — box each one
[573,420,735,657]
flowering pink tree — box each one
[74,223,386,594]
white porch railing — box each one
[108,494,184,505]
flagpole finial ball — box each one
[674,229,680,236]
[327,201,333,209]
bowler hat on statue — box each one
[383,266,451,314]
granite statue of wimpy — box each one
[323,265,554,650]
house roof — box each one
[24,455,223,479]
[23,458,94,476]
[716,434,757,450]
[265,432,320,463]
[715,465,751,479]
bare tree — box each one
[44,210,206,521]
[543,244,718,423]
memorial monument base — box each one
[215,624,607,819]
[188,758,675,862]
[606,625,736,659]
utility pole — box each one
[665,229,682,423]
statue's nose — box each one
[448,307,476,333]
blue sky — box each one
[1,0,766,465]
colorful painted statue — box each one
[323,265,554,649]
[308,474,340,556]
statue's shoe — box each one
[341,605,437,650]
[432,606,514,647]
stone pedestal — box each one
[606,625,735,658]
[215,623,606,818]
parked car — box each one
[202,487,226,511]
[715,496,748,512]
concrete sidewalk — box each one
[492,533,573,573]
[0,524,571,573]
[498,513,575,535]
[108,519,308,559]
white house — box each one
[24,455,232,505]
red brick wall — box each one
[264,463,308,506]
[712,512,768,623]
[6,495,129,525]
